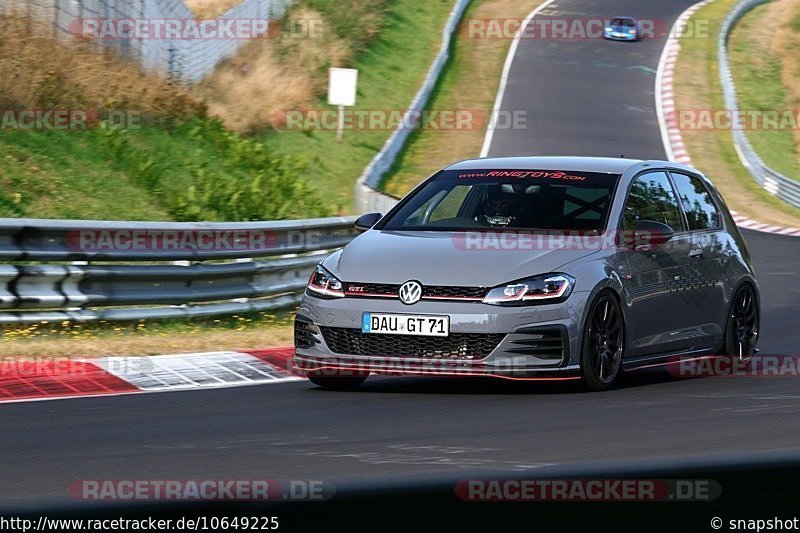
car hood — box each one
[323,230,600,287]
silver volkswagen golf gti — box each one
[294,157,760,390]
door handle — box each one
[688,248,704,259]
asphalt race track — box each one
[2,0,800,513]
[487,0,696,159]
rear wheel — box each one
[723,284,759,363]
[307,374,367,390]
[581,292,625,391]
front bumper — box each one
[294,353,581,380]
[292,292,591,379]
[603,31,638,41]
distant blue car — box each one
[603,17,641,41]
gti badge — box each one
[398,281,423,305]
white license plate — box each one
[361,313,449,337]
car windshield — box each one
[381,169,619,232]
[611,18,635,27]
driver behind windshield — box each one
[476,186,523,227]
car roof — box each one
[444,156,645,174]
[611,16,637,21]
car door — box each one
[619,171,700,357]
[668,171,727,349]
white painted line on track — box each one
[479,0,557,158]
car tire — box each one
[722,283,759,363]
[580,291,625,391]
[308,374,368,390]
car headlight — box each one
[628,29,636,34]
[605,27,613,32]
[306,265,345,299]
[482,274,575,306]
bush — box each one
[100,118,332,221]
[299,0,390,54]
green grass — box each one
[0,119,330,220]
[0,128,171,220]
[379,0,481,196]
[258,0,454,212]
[728,3,800,179]
[0,0,454,220]
[379,0,543,196]
[673,0,800,226]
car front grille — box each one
[423,286,487,299]
[343,282,487,301]
[319,327,505,359]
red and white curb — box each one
[0,347,298,403]
[729,212,800,236]
[655,0,800,238]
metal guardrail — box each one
[718,0,800,209]
[354,0,472,214]
[0,217,356,323]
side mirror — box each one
[354,212,382,233]
[628,220,674,250]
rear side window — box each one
[622,172,684,231]
[670,173,721,231]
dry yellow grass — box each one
[0,14,205,121]
[183,0,245,19]
[384,0,545,196]
[200,7,350,133]
[673,0,800,228]
[0,325,293,357]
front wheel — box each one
[580,292,625,391]
[722,284,759,363]
[307,374,367,390]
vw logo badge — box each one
[398,281,423,305]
